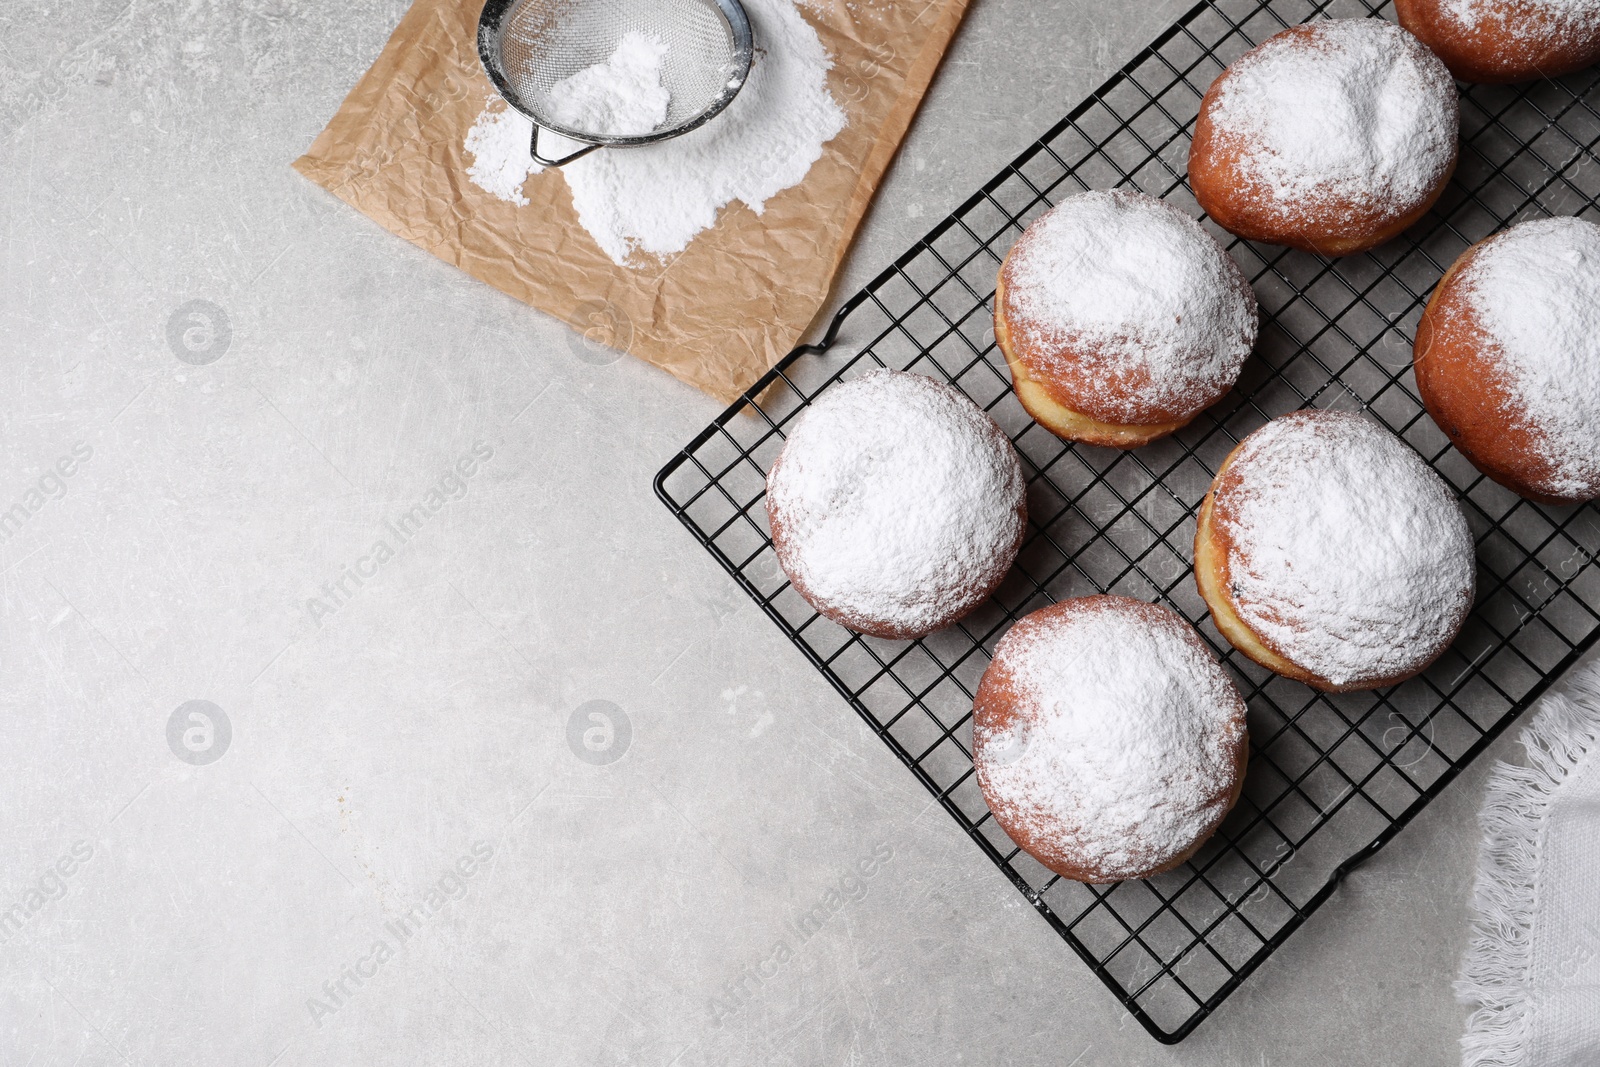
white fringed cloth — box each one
[1459,663,1600,1066]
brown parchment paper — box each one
[293,0,970,402]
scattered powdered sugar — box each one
[765,370,1025,635]
[1218,411,1475,688]
[974,598,1246,881]
[1208,19,1457,222]
[561,0,845,263]
[1003,189,1257,421]
[544,32,671,138]
[462,0,846,266]
[1454,216,1600,499]
[465,103,539,207]
[1441,0,1600,39]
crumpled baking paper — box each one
[293,0,971,402]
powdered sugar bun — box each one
[1396,0,1600,83]
[973,595,1248,883]
[766,369,1027,640]
[1195,410,1476,691]
[1189,19,1460,257]
[994,189,1259,448]
[1415,216,1600,504]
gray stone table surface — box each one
[0,0,1582,1064]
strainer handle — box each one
[531,125,601,168]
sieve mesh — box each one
[484,0,750,144]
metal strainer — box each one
[477,0,754,167]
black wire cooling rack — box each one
[655,0,1600,1043]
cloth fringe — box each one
[1457,661,1600,1067]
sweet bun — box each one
[1414,216,1600,504]
[993,189,1258,448]
[1194,410,1476,691]
[973,595,1249,883]
[1188,18,1459,256]
[765,369,1027,640]
[1395,0,1600,83]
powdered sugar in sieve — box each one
[477,0,754,166]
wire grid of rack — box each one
[655,0,1600,1043]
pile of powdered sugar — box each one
[764,370,1025,635]
[1217,411,1475,688]
[462,0,846,266]
[974,598,1246,881]
[465,104,541,207]
[544,32,671,137]
[1003,189,1257,422]
[1454,216,1600,499]
[1208,19,1457,222]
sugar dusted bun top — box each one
[997,189,1258,426]
[1419,216,1600,502]
[1193,18,1458,245]
[765,369,1027,639]
[973,596,1247,882]
[1208,410,1475,689]
[1396,0,1600,82]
